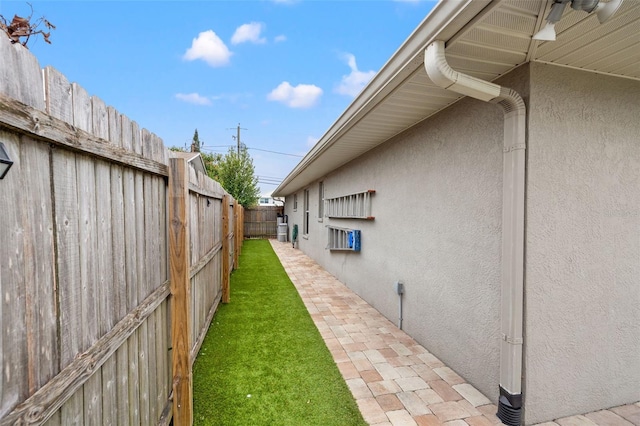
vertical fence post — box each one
[233,200,240,268]
[238,206,243,255]
[168,158,193,425]
[222,195,230,304]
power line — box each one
[201,145,302,158]
[258,175,284,180]
[247,147,303,157]
[257,176,282,183]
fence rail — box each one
[0,36,242,425]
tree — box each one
[201,151,222,181]
[190,129,201,152]
[216,147,260,208]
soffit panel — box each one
[533,1,640,80]
[504,0,543,15]
[446,55,516,76]
[482,8,538,34]
[465,25,533,51]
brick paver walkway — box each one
[269,240,640,426]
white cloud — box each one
[307,136,319,147]
[231,22,267,45]
[183,30,232,67]
[335,53,376,97]
[267,82,322,109]
[274,34,287,43]
[175,93,212,106]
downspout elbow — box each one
[425,40,502,102]
[494,87,527,151]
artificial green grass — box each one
[193,239,367,426]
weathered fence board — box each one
[169,158,193,426]
[0,35,44,109]
[154,305,166,422]
[20,138,57,395]
[0,130,28,417]
[51,148,84,425]
[230,201,236,271]
[0,282,170,425]
[147,315,158,425]
[138,323,151,426]
[77,153,104,426]
[127,333,141,426]
[0,37,242,426]
[111,157,129,426]
[73,83,91,132]
[222,195,231,304]
[132,168,146,426]
[43,66,73,123]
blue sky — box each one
[1,0,436,194]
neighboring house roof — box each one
[170,151,207,176]
[273,0,640,197]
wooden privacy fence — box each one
[0,37,242,425]
[244,206,284,239]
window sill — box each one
[302,235,309,240]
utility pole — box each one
[236,123,240,155]
[229,123,247,155]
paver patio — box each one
[269,240,640,426]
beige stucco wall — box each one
[523,63,640,423]
[285,66,516,403]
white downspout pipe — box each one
[425,40,526,426]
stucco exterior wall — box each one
[283,63,639,422]
[284,66,523,402]
[524,63,640,423]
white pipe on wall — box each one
[398,294,403,330]
[425,40,526,426]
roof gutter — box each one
[425,40,526,426]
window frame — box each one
[303,188,310,235]
[318,181,324,222]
